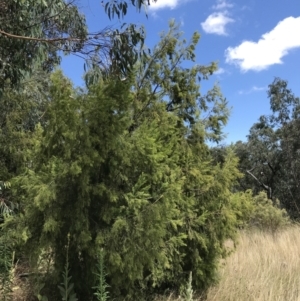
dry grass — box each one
[156,225,300,301]
[4,226,300,301]
[206,225,300,301]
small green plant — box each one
[93,249,110,301]
[34,282,48,301]
[58,234,77,301]
[180,271,193,301]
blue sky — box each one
[62,0,300,143]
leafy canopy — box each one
[233,78,300,218]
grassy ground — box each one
[205,225,300,301]
[156,225,300,301]
[5,225,300,300]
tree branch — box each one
[246,168,272,199]
[0,28,83,43]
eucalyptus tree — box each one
[0,0,85,89]
[0,0,149,91]
[234,78,300,218]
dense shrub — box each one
[0,23,253,301]
[249,191,290,233]
[230,190,290,233]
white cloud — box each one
[179,16,185,26]
[149,0,179,10]
[214,67,225,75]
[212,0,233,10]
[241,5,250,11]
[225,16,300,72]
[201,12,234,35]
[238,86,267,95]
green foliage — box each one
[0,182,10,190]
[249,191,290,233]
[181,272,194,301]
[234,78,300,219]
[4,23,243,300]
[104,0,150,19]
[58,265,77,301]
[133,20,227,142]
[0,182,14,223]
[230,190,290,233]
[34,282,49,301]
[0,182,15,301]
[0,71,51,227]
[228,190,256,229]
[93,250,110,301]
[0,0,87,90]
[0,0,148,91]
[58,235,77,301]
[0,233,14,301]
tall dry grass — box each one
[206,225,300,301]
[5,226,300,301]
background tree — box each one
[234,78,300,218]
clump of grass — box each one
[206,225,300,301]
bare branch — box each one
[246,168,272,199]
[0,28,83,43]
